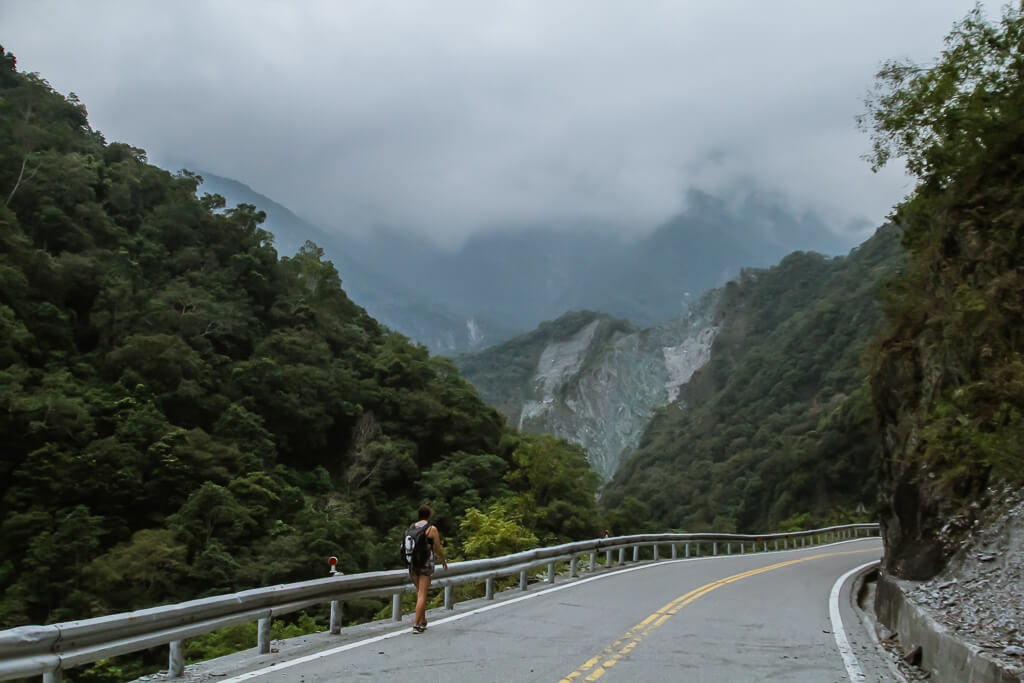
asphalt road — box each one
[212,537,889,683]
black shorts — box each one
[409,559,435,581]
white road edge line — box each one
[830,560,878,683]
[220,537,880,682]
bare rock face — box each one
[459,297,720,480]
[879,476,947,580]
[524,315,716,481]
[873,336,977,580]
[517,308,718,479]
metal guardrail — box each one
[0,523,879,682]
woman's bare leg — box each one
[414,575,430,625]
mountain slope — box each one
[600,225,903,531]
[0,48,599,648]
[862,5,1024,580]
[363,190,860,332]
[457,297,721,479]
[458,224,901,501]
[161,165,863,354]
[169,168,518,354]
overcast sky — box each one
[4,1,982,247]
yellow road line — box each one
[556,548,877,683]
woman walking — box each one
[405,504,447,633]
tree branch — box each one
[5,152,39,206]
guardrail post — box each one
[330,600,342,634]
[740,542,745,554]
[485,576,495,599]
[43,671,62,683]
[589,551,596,571]
[520,569,528,591]
[671,544,677,559]
[726,543,731,554]
[445,584,455,608]
[258,617,272,654]
[653,545,660,561]
[168,639,185,677]
[618,548,625,565]
[605,549,612,566]
[570,555,578,578]
[547,561,555,583]
[632,545,639,562]
[685,543,690,558]
[713,542,717,555]
[392,593,402,621]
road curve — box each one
[212,538,886,683]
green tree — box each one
[506,434,600,542]
[168,482,257,555]
[458,502,538,559]
[84,529,188,608]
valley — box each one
[2,3,1023,678]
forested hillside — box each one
[601,226,903,533]
[177,171,518,355]
[862,5,1024,580]
[0,44,599,641]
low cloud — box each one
[6,0,974,246]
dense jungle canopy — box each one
[0,46,599,640]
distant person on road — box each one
[403,504,447,634]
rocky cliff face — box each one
[458,298,719,479]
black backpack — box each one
[401,522,432,569]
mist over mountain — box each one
[183,169,863,353]
[180,170,518,353]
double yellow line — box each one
[557,548,876,682]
